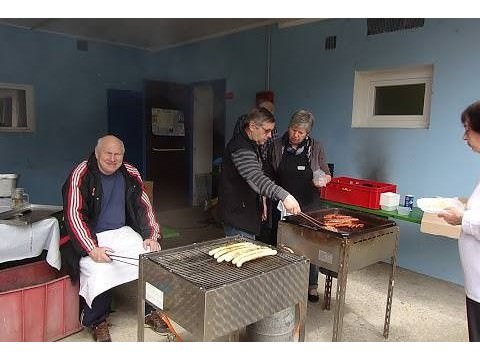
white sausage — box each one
[232,247,272,265]
[213,242,255,259]
[208,242,251,256]
[217,244,262,262]
[236,249,278,267]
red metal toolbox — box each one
[320,176,397,209]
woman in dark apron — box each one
[271,110,332,302]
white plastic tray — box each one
[417,197,465,214]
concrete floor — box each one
[60,206,469,342]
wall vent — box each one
[367,19,425,36]
[325,35,336,50]
[76,39,88,51]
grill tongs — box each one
[106,253,139,267]
[297,211,327,229]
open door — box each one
[145,80,193,211]
[107,89,145,175]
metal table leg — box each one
[323,274,332,310]
[297,299,308,341]
[227,331,240,341]
[383,231,399,339]
[332,242,350,342]
[137,254,145,342]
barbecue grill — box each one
[278,207,399,342]
[137,236,310,341]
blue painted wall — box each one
[0,25,146,205]
[145,19,480,285]
[3,19,480,285]
[268,18,476,285]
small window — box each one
[0,83,35,132]
[351,65,433,128]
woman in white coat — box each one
[439,100,480,342]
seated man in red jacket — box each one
[59,135,166,341]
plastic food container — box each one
[380,192,400,211]
[397,206,411,216]
[0,174,18,197]
[381,204,398,211]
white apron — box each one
[79,226,148,307]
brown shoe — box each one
[91,321,112,342]
[145,310,170,334]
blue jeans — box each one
[309,264,319,290]
[223,225,255,240]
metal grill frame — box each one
[278,208,399,342]
[137,236,310,341]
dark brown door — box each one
[145,80,192,211]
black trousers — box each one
[257,198,276,247]
[80,289,155,328]
[466,296,480,342]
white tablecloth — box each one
[0,217,61,270]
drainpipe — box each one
[265,25,272,90]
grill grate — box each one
[147,240,302,290]
[286,208,395,237]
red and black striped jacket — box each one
[59,153,161,280]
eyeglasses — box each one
[256,125,274,134]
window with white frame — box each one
[0,83,35,132]
[351,65,433,128]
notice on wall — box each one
[151,108,185,136]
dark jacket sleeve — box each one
[59,161,97,281]
[62,161,98,253]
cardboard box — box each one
[419,197,467,240]
[420,212,461,239]
[144,181,154,202]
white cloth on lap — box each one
[79,226,148,308]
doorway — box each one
[144,79,225,211]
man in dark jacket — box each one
[60,135,165,341]
[233,100,278,245]
[219,107,301,239]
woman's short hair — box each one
[462,101,480,133]
[289,110,315,133]
[246,107,275,127]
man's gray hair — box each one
[246,107,275,128]
[95,135,125,154]
[289,110,315,133]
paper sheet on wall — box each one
[151,108,185,136]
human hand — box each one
[89,247,113,263]
[438,207,464,226]
[143,238,161,252]
[312,170,331,188]
[282,195,301,215]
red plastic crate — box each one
[320,176,397,209]
[0,261,82,342]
